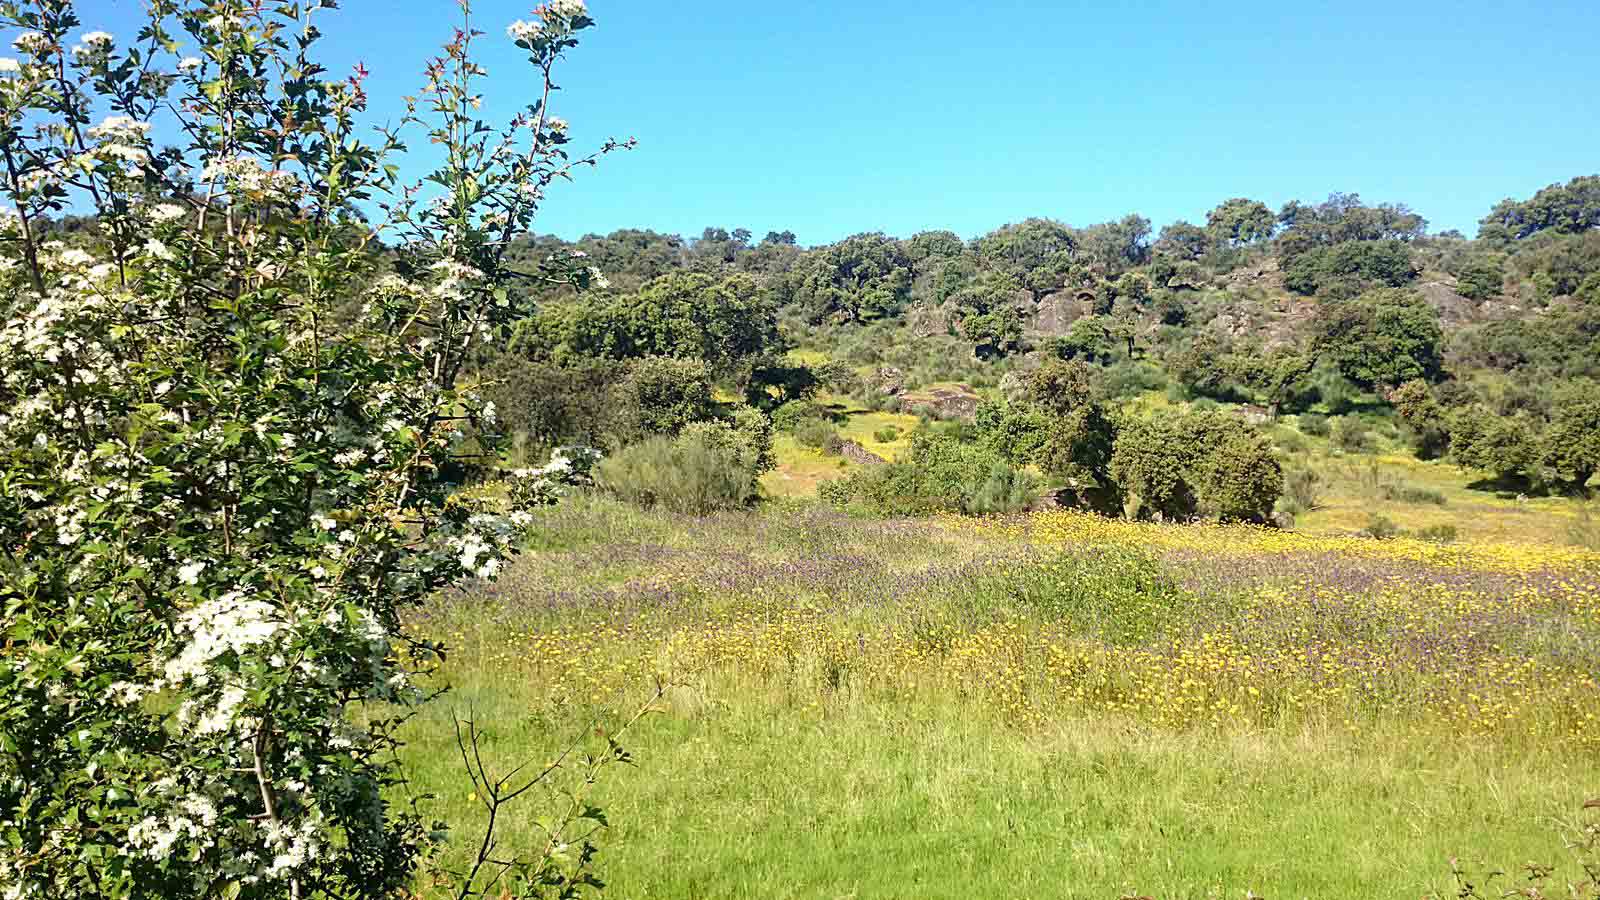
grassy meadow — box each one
[403,495,1600,898]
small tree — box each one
[0,0,634,896]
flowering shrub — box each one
[0,0,630,896]
[507,446,603,509]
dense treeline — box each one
[475,174,1598,510]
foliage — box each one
[819,431,1040,516]
[1109,411,1282,523]
[1478,174,1600,243]
[684,405,776,475]
[742,355,821,409]
[515,271,779,376]
[1331,415,1371,453]
[973,218,1078,301]
[1282,467,1323,512]
[1537,379,1600,492]
[1205,197,1276,247]
[1283,239,1418,296]
[483,356,615,449]
[0,0,631,896]
[1361,514,1401,539]
[1297,413,1330,437]
[770,399,835,433]
[507,447,603,508]
[1312,288,1445,389]
[793,419,842,453]
[783,232,912,323]
[1452,254,1505,300]
[594,431,762,514]
[1389,380,1451,459]
[1449,408,1538,484]
[610,356,715,444]
[1276,192,1427,255]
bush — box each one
[1381,482,1447,506]
[483,356,615,449]
[596,431,763,514]
[1298,413,1330,437]
[683,405,776,475]
[771,399,834,433]
[1361,514,1401,540]
[820,432,1040,516]
[1284,467,1323,512]
[1414,523,1459,543]
[0,0,629,895]
[794,419,842,452]
[873,425,902,443]
[1331,415,1370,453]
[611,356,714,444]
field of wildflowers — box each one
[405,496,1600,897]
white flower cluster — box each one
[85,115,149,141]
[161,591,285,686]
[72,31,113,60]
[448,512,523,579]
[548,0,587,16]
[12,32,50,54]
[0,57,19,74]
[178,55,202,71]
[263,814,326,878]
[506,19,543,42]
[127,791,219,860]
[506,446,601,510]
[200,155,298,197]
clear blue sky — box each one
[86,0,1600,245]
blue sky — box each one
[84,0,1600,245]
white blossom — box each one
[0,58,19,73]
[13,32,49,54]
[85,115,151,141]
[506,19,543,42]
[177,560,206,585]
[178,55,202,71]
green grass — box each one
[405,681,1589,900]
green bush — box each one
[595,431,763,514]
[1298,413,1330,437]
[1414,523,1459,543]
[610,356,714,444]
[771,399,834,433]
[682,405,776,475]
[794,419,842,452]
[873,425,902,443]
[1380,482,1447,506]
[820,432,1040,516]
[1283,467,1323,512]
[1361,514,1401,540]
[1331,415,1370,453]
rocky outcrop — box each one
[837,439,887,467]
[905,384,980,420]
